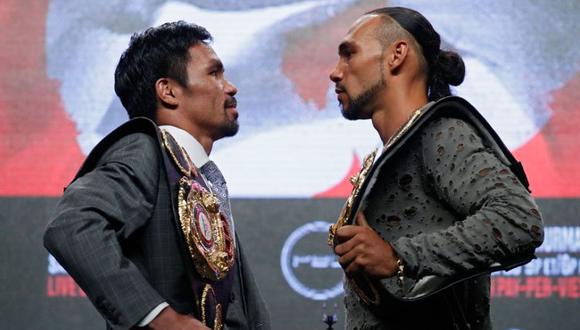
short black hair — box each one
[367,7,465,101]
[114,21,212,120]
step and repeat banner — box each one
[1,0,579,329]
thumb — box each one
[355,212,371,227]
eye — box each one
[339,47,354,61]
[208,61,225,77]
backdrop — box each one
[1,0,579,329]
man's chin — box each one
[222,121,239,137]
[341,106,360,121]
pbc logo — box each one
[280,221,344,300]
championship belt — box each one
[200,284,224,330]
[334,149,384,305]
[328,106,425,306]
[161,129,235,329]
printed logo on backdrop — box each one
[280,221,344,300]
[46,255,86,297]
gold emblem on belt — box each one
[161,129,235,281]
[328,149,377,246]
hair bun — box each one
[434,50,465,86]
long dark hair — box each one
[367,7,465,101]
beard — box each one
[220,96,240,137]
[221,115,239,137]
[341,77,385,120]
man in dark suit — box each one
[44,21,270,330]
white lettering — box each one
[292,255,340,269]
[495,254,579,277]
[524,258,542,276]
[537,226,580,253]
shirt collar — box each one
[158,125,209,167]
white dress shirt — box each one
[159,125,210,168]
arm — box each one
[44,133,165,328]
[391,117,544,278]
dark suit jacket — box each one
[44,119,270,329]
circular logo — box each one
[280,221,344,300]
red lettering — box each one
[46,275,86,297]
[557,277,580,298]
[47,276,57,297]
[522,277,552,298]
[491,277,520,298]
[492,276,580,299]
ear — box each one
[155,78,179,109]
[386,40,409,73]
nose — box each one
[329,62,342,83]
[224,79,238,96]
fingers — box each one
[334,234,358,256]
[345,255,363,275]
[335,233,368,275]
[334,225,359,243]
[339,248,372,276]
[338,247,361,275]
[335,213,370,244]
[334,223,373,256]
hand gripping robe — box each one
[44,118,270,330]
[330,97,544,330]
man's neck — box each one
[158,125,211,167]
[176,124,214,156]
[157,121,214,156]
[156,109,216,156]
[371,88,428,144]
[195,134,214,156]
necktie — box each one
[200,160,235,238]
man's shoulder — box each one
[415,111,485,166]
[74,118,163,180]
[417,96,489,143]
[103,117,160,146]
[421,115,476,137]
[102,130,159,160]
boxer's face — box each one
[180,43,239,140]
[330,15,387,120]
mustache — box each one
[225,97,237,108]
[334,85,346,93]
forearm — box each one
[394,117,544,278]
[392,193,543,278]
[44,202,165,328]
